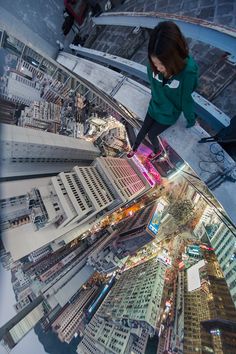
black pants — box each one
[133,113,170,153]
[62,15,74,36]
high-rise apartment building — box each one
[78,258,165,354]
[2,156,149,260]
[170,271,185,354]
[94,157,149,203]
[98,258,166,336]
[193,207,236,308]
[171,250,236,354]
[52,287,98,343]
[0,264,94,351]
[4,265,96,350]
[204,222,236,308]
[193,205,214,241]
[0,123,100,179]
[78,315,129,354]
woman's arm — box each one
[181,72,198,127]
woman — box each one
[127,21,198,160]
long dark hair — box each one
[148,21,189,76]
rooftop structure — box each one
[77,314,147,354]
[87,235,129,275]
[0,296,45,351]
[19,101,61,133]
[116,203,160,255]
[95,125,129,156]
[57,52,236,226]
[87,231,127,274]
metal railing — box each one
[93,11,236,59]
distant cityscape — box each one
[1,18,236,354]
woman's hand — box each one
[186,121,195,128]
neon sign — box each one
[132,155,155,186]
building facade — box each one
[0,194,30,231]
[28,245,52,263]
[2,156,149,261]
[1,123,100,179]
[0,296,45,351]
[94,157,149,203]
[52,287,97,343]
[78,258,165,354]
[171,250,236,354]
[98,258,166,335]
[116,203,157,255]
[205,222,236,308]
[77,314,148,354]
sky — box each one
[0,264,46,354]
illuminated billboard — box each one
[146,201,165,237]
[187,245,201,257]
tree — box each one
[168,199,194,226]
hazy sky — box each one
[0,264,46,354]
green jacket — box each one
[147,56,198,125]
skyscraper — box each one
[0,262,95,351]
[78,258,166,354]
[171,250,236,354]
[94,157,149,203]
[116,203,161,255]
[0,123,100,179]
[98,258,166,335]
[193,210,236,309]
[1,156,149,260]
[52,287,98,343]
[205,222,236,308]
